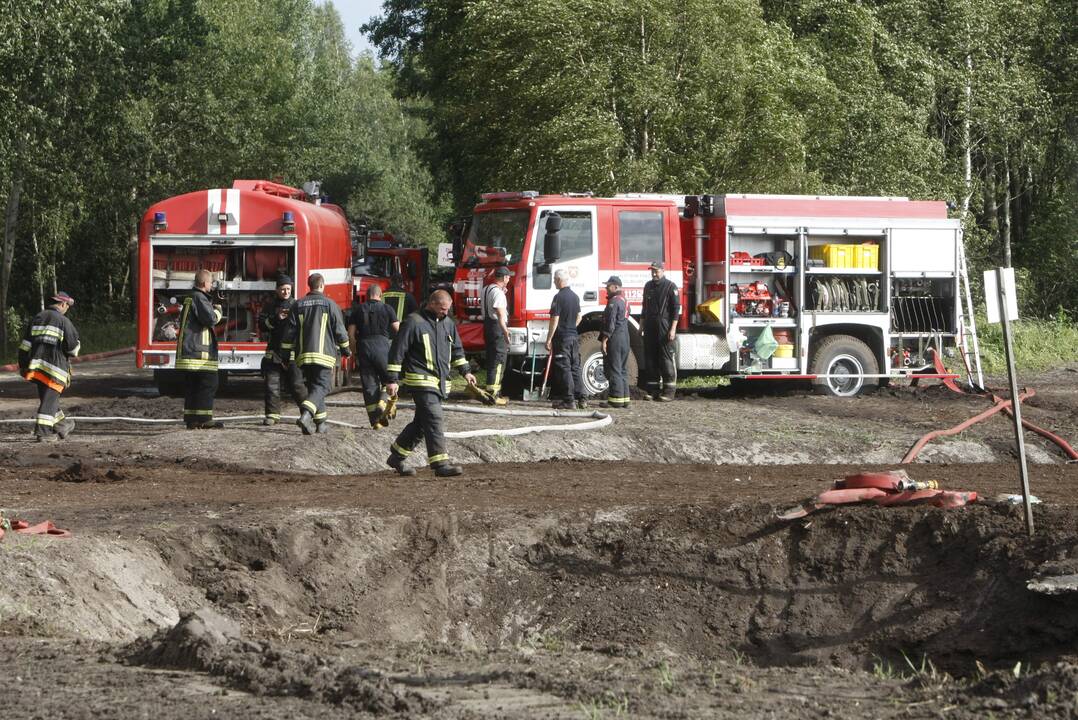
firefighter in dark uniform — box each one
[347,284,399,428]
[482,266,513,405]
[258,274,307,425]
[176,269,225,428]
[599,276,631,409]
[289,273,351,435]
[383,274,418,327]
[384,289,477,478]
[18,291,80,441]
[641,260,680,401]
[545,269,585,409]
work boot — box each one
[658,391,675,402]
[197,420,225,429]
[296,410,315,435]
[386,454,416,477]
[551,399,574,410]
[433,463,463,478]
[576,398,589,410]
[262,417,277,426]
[493,395,508,407]
[34,430,58,443]
[316,422,329,434]
[55,419,75,439]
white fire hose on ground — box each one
[0,403,612,438]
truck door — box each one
[527,206,600,322]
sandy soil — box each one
[1,357,1077,718]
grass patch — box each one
[971,314,1078,376]
[1,318,135,365]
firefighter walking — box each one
[641,261,679,401]
[176,270,226,428]
[258,275,307,425]
[18,292,80,442]
[384,290,476,478]
[347,284,399,428]
[482,266,512,405]
[599,276,631,409]
[289,273,351,435]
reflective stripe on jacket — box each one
[386,309,471,397]
[19,307,80,388]
[175,290,222,371]
[289,291,349,368]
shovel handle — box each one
[540,352,554,396]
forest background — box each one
[0,0,1074,355]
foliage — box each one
[974,313,1078,376]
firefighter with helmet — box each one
[18,291,80,442]
[288,273,351,435]
[258,274,307,425]
[384,289,477,477]
[176,269,226,428]
[347,284,399,428]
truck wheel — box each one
[153,369,185,398]
[810,335,878,397]
[578,331,639,398]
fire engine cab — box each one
[451,191,978,397]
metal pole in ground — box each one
[995,267,1033,537]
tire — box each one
[578,331,639,398]
[809,335,878,397]
[153,369,185,398]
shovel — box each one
[538,351,554,400]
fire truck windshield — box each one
[461,209,530,266]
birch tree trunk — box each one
[1,164,24,350]
[1002,147,1012,267]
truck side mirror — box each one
[448,218,468,267]
[543,212,562,265]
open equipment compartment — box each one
[149,238,296,345]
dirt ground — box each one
[1,357,1077,718]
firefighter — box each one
[347,284,399,428]
[599,276,631,409]
[383,274,418,328]
[18,291,80,442]
[176,269,225,428]
[258,275,307,425]
[641,260,679,401]
[481,266,513,405]
[545,269,585,409]
[289,273,351,435]
[384,289,477,478]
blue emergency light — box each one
[282,211,295,233]
[153,211,167,231]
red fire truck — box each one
[450,192,979,397]
[136,180,426,394]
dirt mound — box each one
[127,607,434,715]
[970,662,1078,716]
[52,460,125,483]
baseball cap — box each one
[604,275,623,287]
[493,267,514,278]
[648,261,664,270]
[276,274,294,287]
[51,291,75,306]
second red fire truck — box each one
[450,191,978,397]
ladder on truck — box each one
[956,233,985,390]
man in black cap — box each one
[289,273,351,435]
[258,274,307,425]
[176,269,226,428]
[641,261,680,401]
[347,284,399,427]
[18,291,80,441]
[545,269,585,409]
[599,276,631,409]
[481,266,513,405]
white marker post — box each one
[984,267,1033,536]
